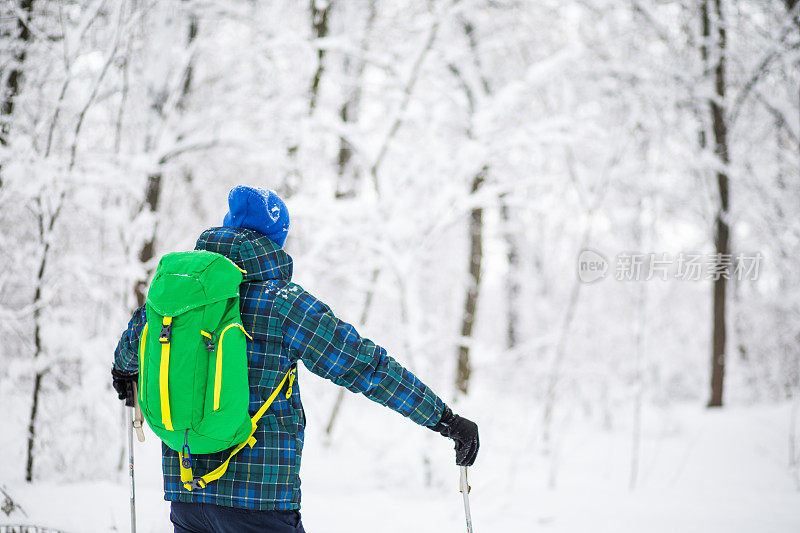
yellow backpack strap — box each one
[179,451,197,487]
[138,323,149,405]
[182,365,297,491]
[159,316,174,431]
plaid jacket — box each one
[113,227,446,510]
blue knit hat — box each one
[222,186,290,247]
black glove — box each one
[430,405,479,466]
[111,366,138,407]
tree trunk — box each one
[0,0,33,145]
[25,198,63,482]
[452,19,490,396]
[334,1,375,199]
[177,14,198,113]
[629,200,650,490]
[135,173,163,306]
[500,197,520,349]
[0,0,35,187]
[309,0,331,114]
[702,0,731,408]
[24,372,42,482]
[788,0,800,403]
[455,168,486,395]
[334,99,357,198]
[135,13,197,306]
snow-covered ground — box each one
[3,399,799,532]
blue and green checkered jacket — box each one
[113,227,446,510]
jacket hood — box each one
[195,226,293,282]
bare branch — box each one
[68,1,125,170]
[369,7,442,192]
[754,90,800,145]
[728,2,800,125]
[156,139,227,165]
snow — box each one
[1,1,799,532]
[3,402,798,532]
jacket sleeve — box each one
[277,283,445,427]
[113,305,146,374]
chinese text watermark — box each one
[577,250,762,283]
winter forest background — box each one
[1,0,800,531]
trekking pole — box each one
[127,396,136,533]
[459,466,474,533]
[128,383,144,533]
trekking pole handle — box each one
[132,383,145,443]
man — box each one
[112,185,479,533]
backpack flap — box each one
[147,251,242,317]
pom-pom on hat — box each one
[222,186,290,248]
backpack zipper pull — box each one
[201,330,216,352]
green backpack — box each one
[138,250,295,491]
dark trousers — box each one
[170,501,306,533]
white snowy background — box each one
[1,1,800,532]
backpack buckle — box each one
[189,479,205,491]
[159,324,172,343]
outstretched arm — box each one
[277,284,479,465]
[277,284,445,427]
